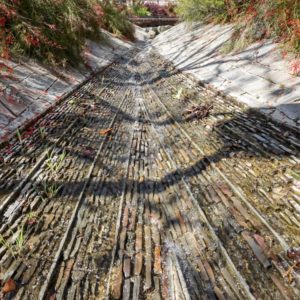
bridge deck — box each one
[130,17,179,27]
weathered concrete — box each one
[0,31,133,143]
[134,25,150,42]
[152,22,300,130]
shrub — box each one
[176,0,300,54]
[130,4,151,17]
[101,3,134,40]
[125,2,177,18]
[0,0,103,65]
[0,0,134,66]
[165,3,177,17]
[176,0,225,22]
[144,2,169,17]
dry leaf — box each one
[83,146,95,158]
[182,104,213,121]
[287,248,300,266]
[2,278,16,293]
[49,294,56,300]
[99,128,112,136]
[154,245,162,274]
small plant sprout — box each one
[16,129,22,143]
[41,182,62,199]
[47,183,61,198]
[57,150,67,170]
[0,225,26,257]
[173,87,195,103]
[46,149,67,172]
[39,127,47,139]
[69,99,76,106]
[15,225,25,255]
[45,150,55,171]
[174,87,183,100]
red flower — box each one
[24,34,40,46]
[1,47,10,59]
[281,50,288,59]
[290,60,300,76]
[0,17,6,27]
[5,34,14,45]
[93,4,104,17]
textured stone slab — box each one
[9,65,33,82]
[46,79,71,101]
[23,73,57,93]
[0,102,14,127]
[0,88,32,115]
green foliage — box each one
[1,0,103,65]
[40,182,62,199]
[131,4,151,17]
[46,149,66,173]
[0,0,134,66]
[176,0,226,22]
[0,225,25,257]
[176,0,300,54]
[101,3,134,40]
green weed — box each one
[39,127,47,139]
[0,225,26,257]
[40,182,62,199]
[46,149,66,173]
[130,4,151,17]
[16,129,22,143]
[15,225,25,255]
[101,3,134,40]
[173,87,197,102]
[174,87,183,100]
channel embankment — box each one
[152,22,300,131]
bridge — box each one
[130,16,179,27]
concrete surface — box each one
[152,22,300,131]
[134,25,149,42]
[0,31,133,143]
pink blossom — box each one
[290,60,300,76]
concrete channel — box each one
[0,46,299,299]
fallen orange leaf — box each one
[99,128,112,136]
[2,278,16,293]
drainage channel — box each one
[0,47,299,300]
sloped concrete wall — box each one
[152,22,300,130]
[0,31,133,143]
